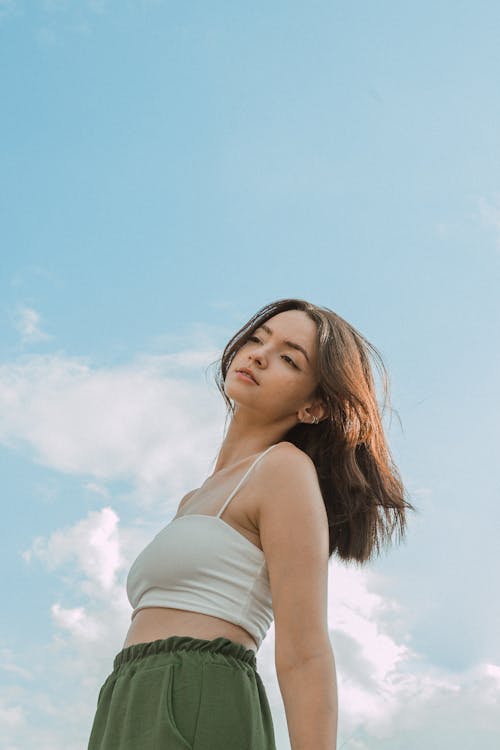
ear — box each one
[298,398,328,424]
[309,398,328,423]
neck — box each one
[212,411,289,474]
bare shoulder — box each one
[269,440,314,463]
[254,439,326,531]
[260,439,317,473]
[253,441,321,512]
[255,440,332,671]
[176,488,198,514]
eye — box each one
[247,335,298,369]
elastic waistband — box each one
[113,636,257,672]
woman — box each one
[87,297,413,750]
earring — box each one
[299,414,319,424]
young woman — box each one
[87,297,413,750]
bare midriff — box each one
[122,606,258,652]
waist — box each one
[123,606,258,652]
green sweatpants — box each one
[87,635,277,749]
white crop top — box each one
[126,444,278,649]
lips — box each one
[236,368,259,384]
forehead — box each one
[261,309,317,339]
[257,310,319,364]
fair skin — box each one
[123,309,338,750]
[215,308,327,467]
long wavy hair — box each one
[210,298,415,564]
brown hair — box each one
[210,298,415,564]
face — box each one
[225,309,324,425]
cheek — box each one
[268,373,307,403]
[265,367,296,387]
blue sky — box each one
[1,1,499,748]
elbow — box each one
[275,640,335,676]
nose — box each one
[245,337,269,369]
[248,348,265,367]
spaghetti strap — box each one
[216,444,279,518]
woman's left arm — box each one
[257,443,339,750]
[276,647,338,750]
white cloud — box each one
[212,556,500,748]
[51,604,103,641]
[0,649,34,681]
[0,698,25,727]
[10,501,500,750]
[23,506,122,593]
[0,351,227,505]
[3,343,499,748]
[484,662,500,683]
[83,480,111,498]
[324,562,500,747]
[9,304,52,344]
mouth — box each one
[236,368,259,385]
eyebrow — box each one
[256,324,311,365]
